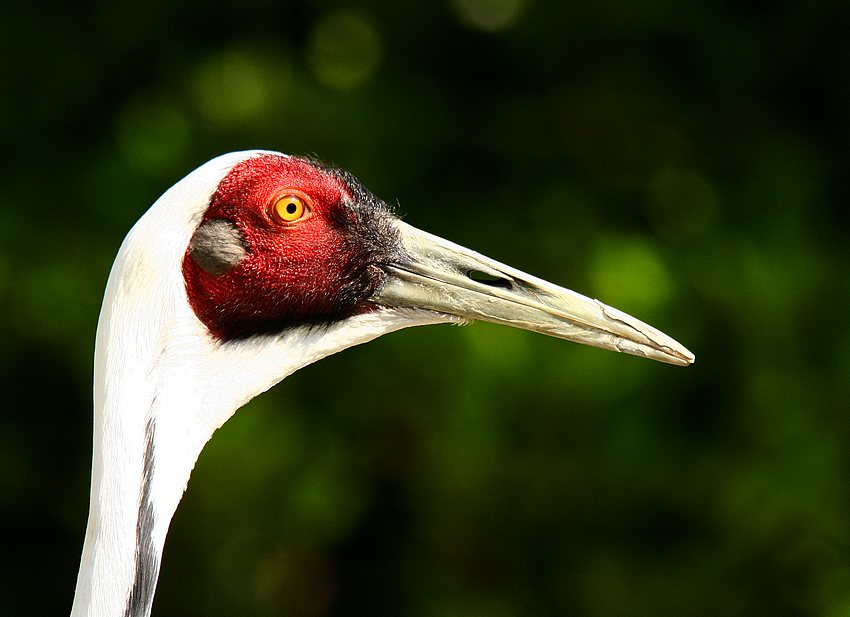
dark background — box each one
[2,0,849,615]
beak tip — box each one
[596,301,694,367]
[671,349,696,366]
[664,338,695,366]
[617,339,694,366]
[650,339,694,366]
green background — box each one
[2,0,849,615]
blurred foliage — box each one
[1,0,849,616]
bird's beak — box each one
[372,221,694,366]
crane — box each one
[70,150,694,617]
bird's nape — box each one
[71,150,693,617]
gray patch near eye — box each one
[189,219,249,275]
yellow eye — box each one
[272,194,309,223]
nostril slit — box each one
[467,270,513,290]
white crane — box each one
[70,150,694,617]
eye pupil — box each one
[286,202,297,214]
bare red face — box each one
[182,154,401,340]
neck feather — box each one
[70,153,254,617]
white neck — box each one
[71,153,245,617]
[70,152,456,617]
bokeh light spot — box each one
[308,12,382,90]
[589,234,673,313]
[450,0,530,32]
[117,97,189,177]
[192,49,271,123]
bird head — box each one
[178,151,693,365]
[182,154,401,339]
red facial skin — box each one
[183,154,398,340]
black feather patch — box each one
[123,419,159,617]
